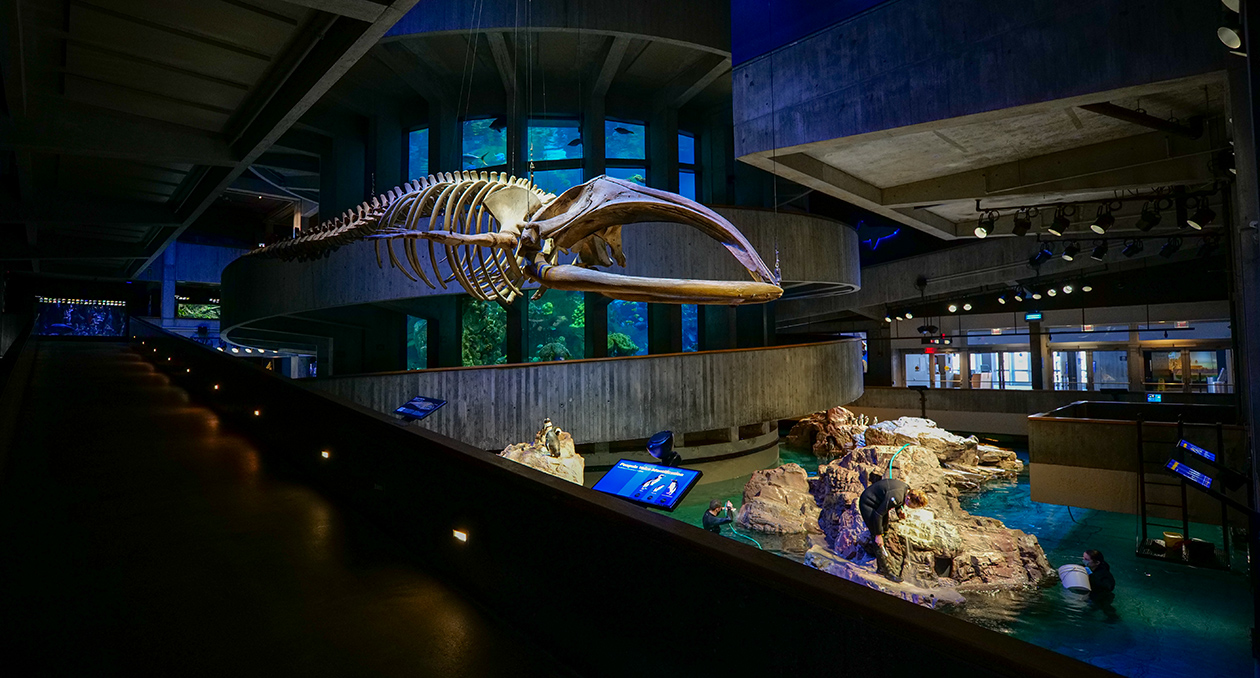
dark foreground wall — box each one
[130,319,1116,678]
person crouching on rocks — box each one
[859,479,929,583]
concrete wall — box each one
[136,242,248,285]
[848,386,1238,436]
[734,0,1225,157]
[306,339,863,449]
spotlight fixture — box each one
[231,347,240,353]
[917,324,940,335]
[1090,205,1115,235]
[905,312,914,320]
[1013,288,1025,302]
[1082,285,1094,292]
[1047,288,1058,297]
[1135,201,1162,232]
[963,303,972,311]
[1090,241,1109,261]
[1187,200,1215,230]
[1198,236,1222,258]
[1063,284,1074,294]
[998,293,1008,305]
[1122,239,1144,258]
[1012,209,1034,237]
[1220,21,1243,50]
[885,313,893,323]
[975,210,997,239]
[948,304,958,313]
[1047,207,1072,237]
[1029,244,1054,268]
[1062,241,1081,261]
[1159,237,1183,258]
[1032,292,1043,300]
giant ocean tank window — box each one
[530,168,584,196]
[606,121,645,159]
[35,297,126,336]
[682,304,698,352]
[607,300,647,356]
[408,128,429,180]
[678,131,697,200]
[406,316,428,370]
[605,167,646,186]
[528,118,582,161]
[529,291,584,362]
[462,118,507,169]
[462,297,506,366]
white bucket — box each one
[1058,563,1092,593]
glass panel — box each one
[408,128,429,180]
[530,168,584,196]
[678,132,695,165]
[462,118,507,169]
[1188,350,1223,393]
[1145,350,1183,391]
[682,304,698,352]
[969,352,1000,388]
[529,291,584,362]
[606,166,646,186]
[528,118,582,161]
[1052,351,1088,390]
[1050,324,1130,343]
[607,300,647,356]
[1002,351,1032,390]
[177,303,219,319]
[1092,350,1128,390]
[1140,320,1232,340]
[938,353,961,388]
[461,297,506,366]
[679,170,696,201]
[406,316,428,370]
[904,354,932,387]
[606,121,645,159]
[962,330,1018,345]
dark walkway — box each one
[0,342,571,677]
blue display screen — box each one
[1025,312,1043,321]
[592,459,703,512]
[1147,393,1162,403]
[394,396,446,420]
[1177,439,1217,462]
[1166,459,1213,489]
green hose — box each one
[886,443,910,477]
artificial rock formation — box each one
[500,423,585,486]
[735,463,821,535]
[747,410,1053,604]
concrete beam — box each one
[373,42,454,107]
[0,106,236,166]
[0,197,179,225]
[654,53,730,112]
[591,36,631,100]
[253,152,321,176]
[274,0,388,22]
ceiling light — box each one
[1159,237,1183,258]
[1032,292,1043,300]
[998,294,1008,305]
[245,348,253,353]
[1122,239,1144,258]
[905,312,914,319]
[1188,204,1215,230]
[1047,288,1058,297]
[1090,206,1114,234]
[1029,245,1054,267]
[917,324,940,335]
[231,347,239,353]
[1062,242,1081,261]
[1224,0,1239,12]
[975,211,997,239]
[963,303,972,311]
[1012,209,1033,237]
[1063,285,1074,294]
[1135,201,1162,232]
[1220,23,1243,49]
[1047,208,1071,237]
[885,314,893,323]
[1082,285,1094,292]
[948,304,958,313]
[1198,237,1221,257]
[1090,241,1109,261]
[1013,288,1025,302]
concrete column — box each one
[319,117,368,219]
[699,305,736,351]
[1029,321,1046,390]
[371,101,404,192]
[160,246,176,322]
[699,108,732,204]
[959,350,972,389]
[506,298,528,363]
[648,303,682,354]
[583,100,607,179]
[865,326,893,387]
[649,107,678,192]
[429,101,460,175]
[428,296,463,368]
[1128,325,1145,391]
[584,293,609,358]
[735,304,768,348]
[892,349,905,388]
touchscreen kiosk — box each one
[394,396,447,421]
[1176,439,1217,462]
[592,460,702,511]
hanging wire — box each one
[766,0,782,285]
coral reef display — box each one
[749,408,1053,606]
[406,316,428,370]
[462,297,507,366]
[530,291,584,361]
[499,419,585,485]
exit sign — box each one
[1175,321,1190,329]
[1082,324,1094,331]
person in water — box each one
[859,479,929,583]
[703,499,736,534]
[1082,549,1116,596]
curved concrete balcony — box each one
[220,207,859,340]
[306,339,862,451]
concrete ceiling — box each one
[0,0,419,279]
[742,73,1232,241]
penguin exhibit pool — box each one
[578,411,1254,678]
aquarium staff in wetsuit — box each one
[859,479,929,582]
[703,499,736,534]
[1082,549,1115,597]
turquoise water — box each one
[674,447,1255,677]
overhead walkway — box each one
[0,340,571,677]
